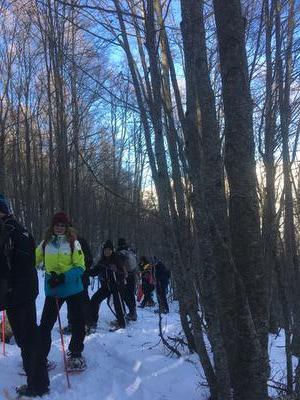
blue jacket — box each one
[44,267,84,298]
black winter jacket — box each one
[0,216,38,310]
[154,261,170,284]
[90,254,125,285]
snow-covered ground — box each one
[269,332,298,396]
[0,271,297,399]
[0,272,204,400]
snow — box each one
[0,272,203,400]
[0,271,295,399]
[268,332,299,396]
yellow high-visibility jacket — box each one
[36,235,85,297]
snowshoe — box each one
[146,300,155,307]
[126,311,137,321]
[16,384,49,397]
[66,352,87,372]
[86,324,97,335]
[109,323,125,332]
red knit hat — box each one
[52,212,70,226]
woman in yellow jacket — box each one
[36,212,86,371]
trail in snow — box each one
[0,273,203,400]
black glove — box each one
[89,263,106,277]
[48,272,65,288]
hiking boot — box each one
[146,300,155,307]
[66,352,87,371]
[109,322,125,332]
[62,324,72,335]
[16,384,49,397]
[126,310,137,321]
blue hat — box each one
[0,194,11,215]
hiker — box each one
[153,257,170,314]
[37,212,86,371]
[0,194,49,397]
[138,256,155,308]
[62,234,94,335]
[116,238,138,321]
[89,240,127,332]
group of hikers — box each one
[0,194,171,398]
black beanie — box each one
[103,240,114,251]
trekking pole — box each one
[2,311,5,356]
[55,298,71,389]
[113,272,127,327]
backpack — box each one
[119,249,138,273]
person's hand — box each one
[48,272,65,288]
[89,267,98,277]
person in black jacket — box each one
[153,257,170,314]
[89,240,126,332]
[116,238,138,321]
[0,195,49,398]
[62,234,94,335]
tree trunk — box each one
[213,0,268,398]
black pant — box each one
[90,279,126,328]
[141,281,154,306]
[156,280,169,311]
[123,273,136,314]
[6,300,49,393]
[40,292,85,358]
[67,283,92,327]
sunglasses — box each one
[54,223,66,228]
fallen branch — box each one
[157,311,181,357]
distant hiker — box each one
[138,256,155,308]
[89,240,127,332]
[37,212,86,371]
[153,257,170,314]
[117,238,138,321]
[62,233,94,335]
[0,194,49,397]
